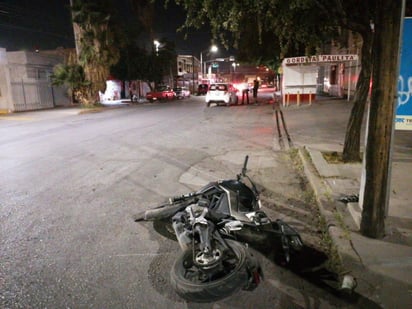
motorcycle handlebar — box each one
[169,192,197,203]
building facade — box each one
[175,54,200,93]
[0,48,70,113]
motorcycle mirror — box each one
[242,155,249,176]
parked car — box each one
[173,87,191,99]
[205,83,239,107]
[146,86,175,102]
[197,84,209,95]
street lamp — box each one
[154,40,160,55]
[200,45,218,78]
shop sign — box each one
[283,54,358,65]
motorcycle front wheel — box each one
[170,239,258,302]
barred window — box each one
[27,67,48,80]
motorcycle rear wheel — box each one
[170,239,255,302]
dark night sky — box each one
[0,0,75,51]
[0,0,217,57]
[153,1,215,56]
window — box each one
[27,67,48,80]
[209,84,228,91]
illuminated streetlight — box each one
[154,40,160,54]
[200,45,218,77]
[210,45,218,53]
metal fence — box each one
[11,79,55,112]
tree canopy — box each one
[173,0,345,61]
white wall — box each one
[1,49,71,111]
[282,64,318,95]
[0,48,12,112]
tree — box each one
[111,47,164,88]
[111,38,177,90]
[70,0,120,106]
[152,39,177,87]
[50,49,89,104]
[228,16,282,69]
[360,0,403,238]
[51,63,89,104]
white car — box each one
[173,87,191,99]
[205,83,239,107]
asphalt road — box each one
[0,94,367,308]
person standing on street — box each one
[253,79,259,104]
[241,80,250,105]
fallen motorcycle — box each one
[134,155,303,302]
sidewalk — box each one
[293,109,412,307]
[0,102,132,120]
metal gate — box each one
[11,80,55,112]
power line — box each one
[0,1,72,31]
[0,22,73,40]
[0,1,73,48]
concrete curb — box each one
[77,107,108,115]
[77,103,132,115]
[297,146,356,273]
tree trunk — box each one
[342,32,373,162]
[84,64,108,105]
[360,0,403,238]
